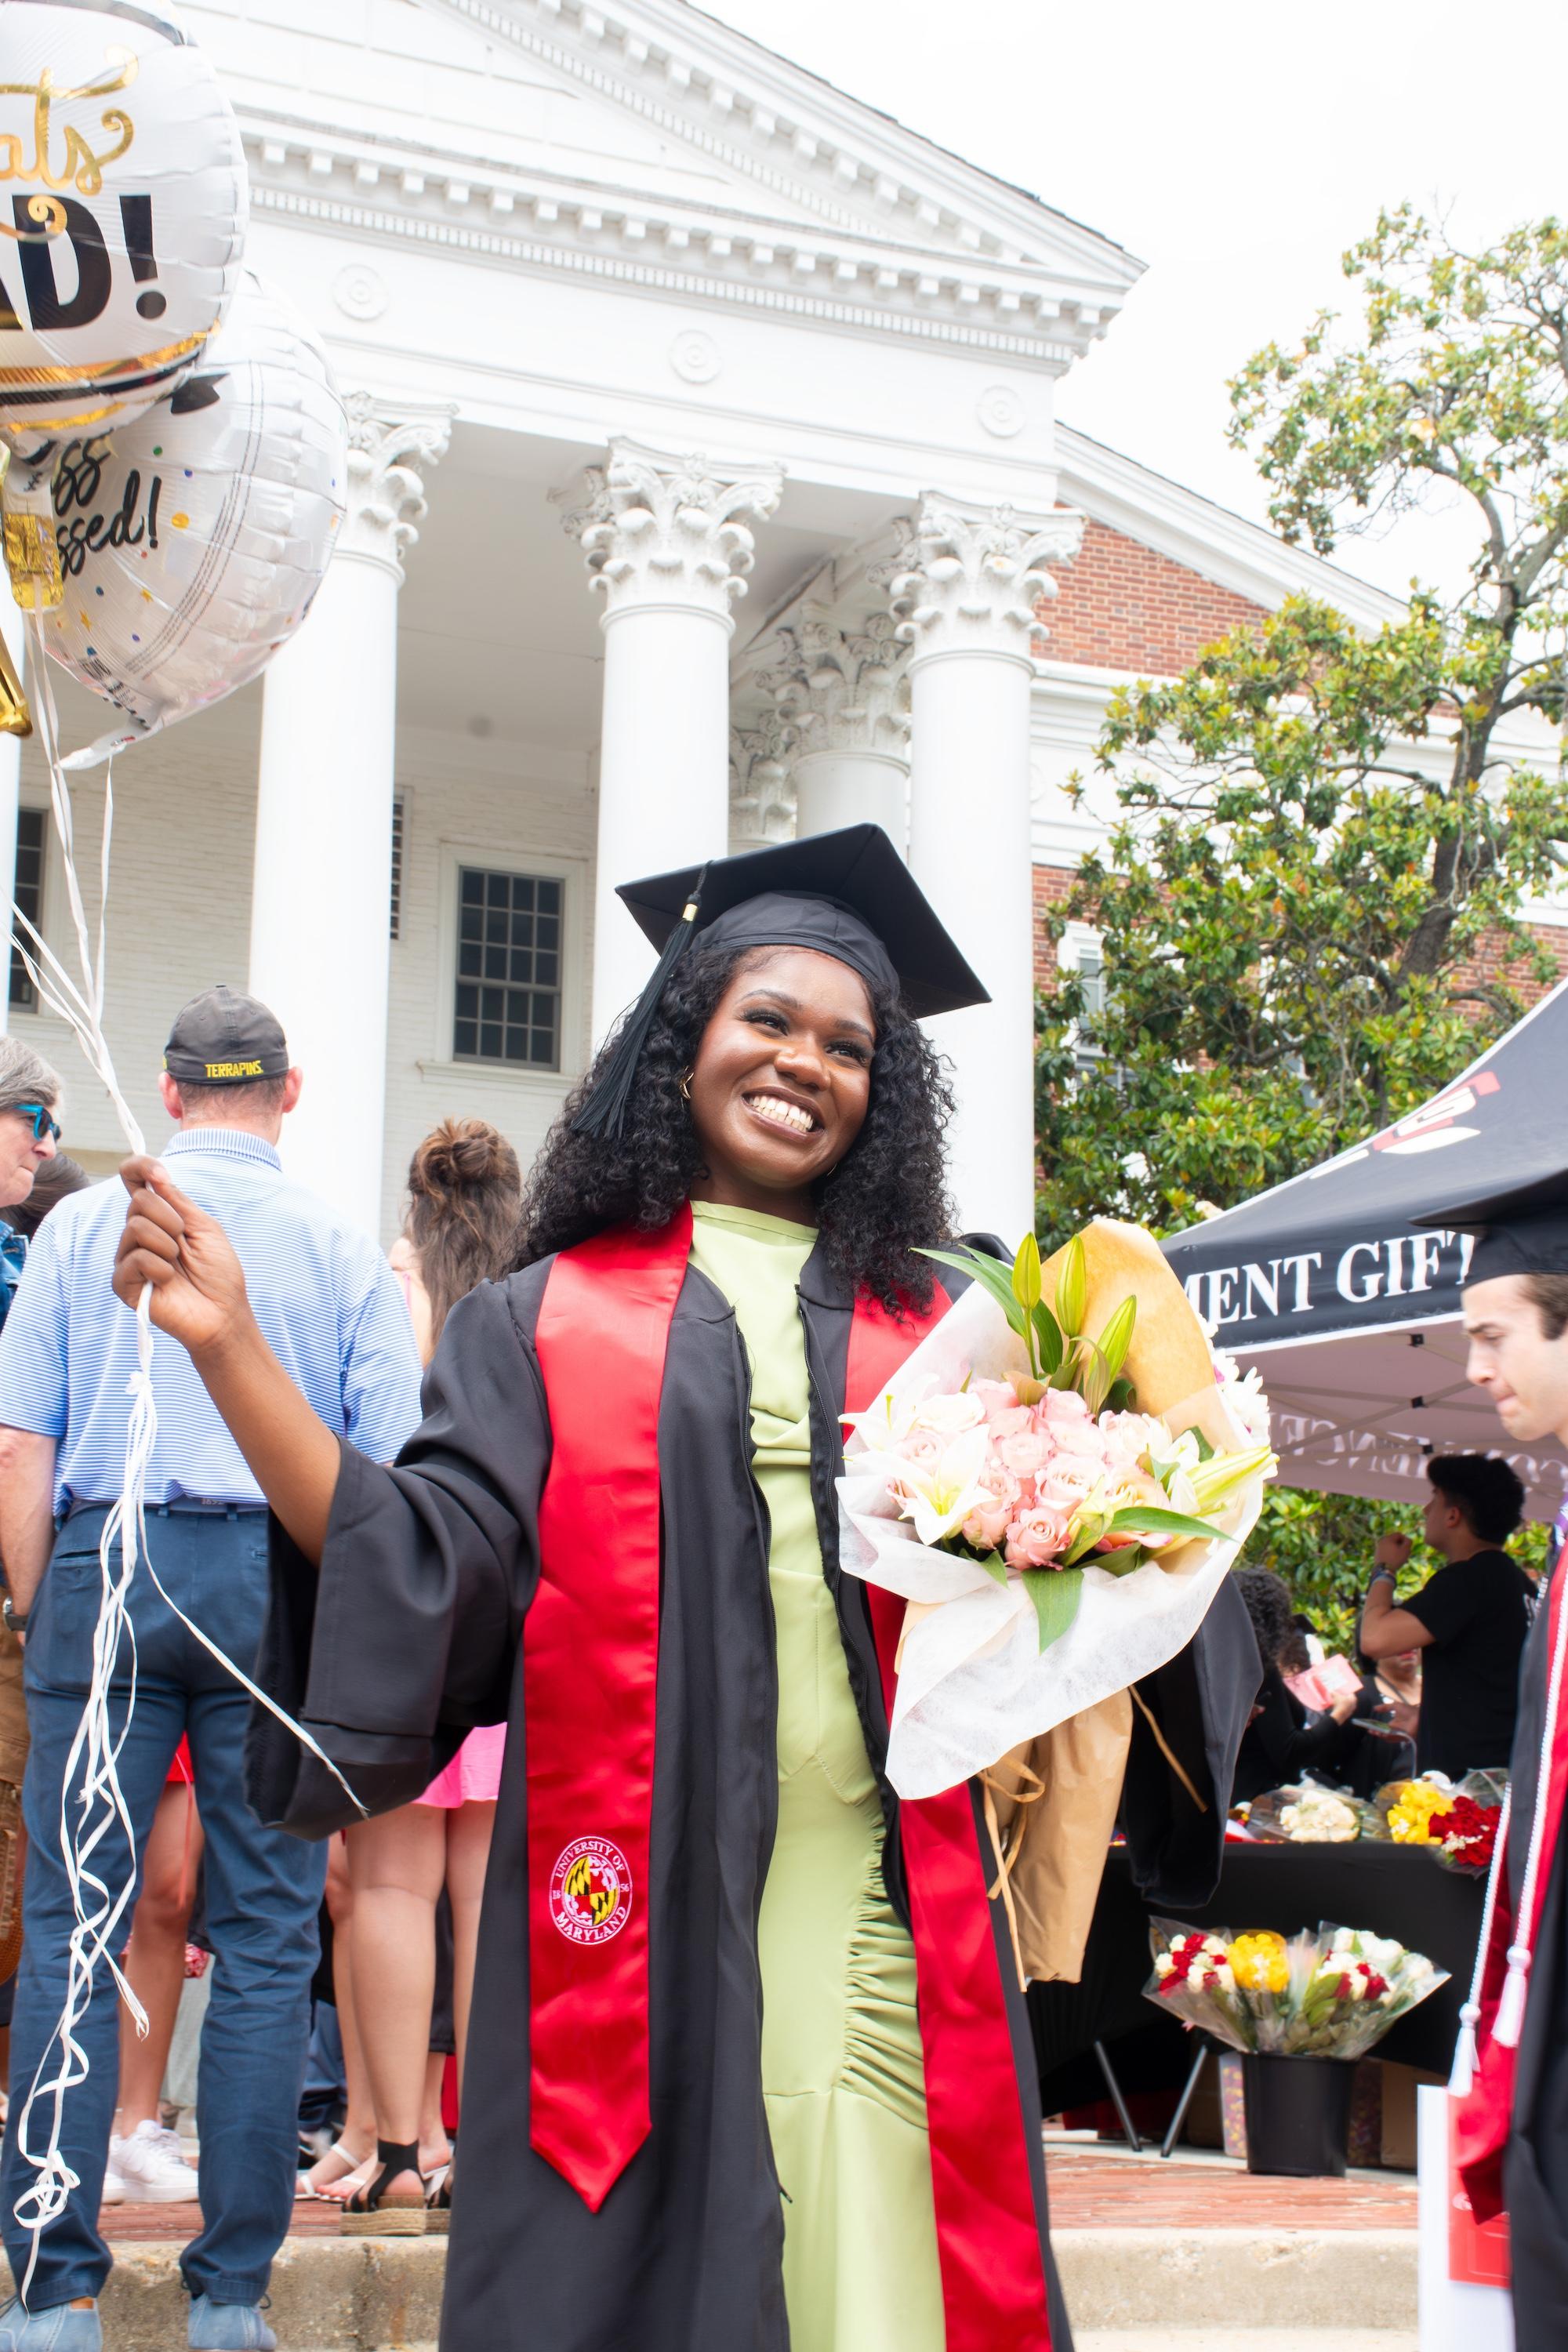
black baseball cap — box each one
[164,985,290,1087]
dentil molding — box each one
[560,438,785,624]
[883,496,1085,664]
[339,393,458,583]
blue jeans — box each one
[1,1506,326,2310]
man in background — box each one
[1358,1452,1533,1778]
[0,987,423,2352]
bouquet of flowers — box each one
[1246,1780,1384,1846]
[837,1221,1276,1798]
[1146,1918,1448,2058]
[1377,1769,1507,1873]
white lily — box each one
[865,1426,993,1548]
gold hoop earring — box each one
[678,1071,693,1102]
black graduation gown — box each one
[1501,1551,1568,2350]
[248,1239,1259,2352]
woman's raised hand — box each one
[114,1156,252,1357]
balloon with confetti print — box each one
[8,271,346,761]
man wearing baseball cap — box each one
[0,988,423,2352]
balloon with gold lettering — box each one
[0,0,246,445]
[12,271,346,763]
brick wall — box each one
[1040,517,1267,676]
[1032,861,1568,1014]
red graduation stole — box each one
[1455,1530,1568,2222]
[526,1213,1052,2350]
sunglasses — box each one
[13,1103,60,1145]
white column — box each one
[249,394,452,1235]
[894,495,1083,1245]
[564,440,782,1039]
[0,598,24,1037]
[753,607,911,849]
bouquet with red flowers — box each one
[1427,1781,1505,1874]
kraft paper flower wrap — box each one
[837,1221,1274,1977]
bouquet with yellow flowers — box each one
[1145,1918,1448,2057]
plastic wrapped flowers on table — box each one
[1247,1780,1385,1845]
[1377,1769,1508,1874]
[1145,1919,1449,2058]
[837,1220,1277,1802]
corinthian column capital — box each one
[339,392,456,583]
[882,495,1084,666]
[561,437,784,629]
[752,606,911,760]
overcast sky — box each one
[698,0,1568,600]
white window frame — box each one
[425,837,588,1090]
[1056,920,1107,1075]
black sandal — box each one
[339,2139,428,2236]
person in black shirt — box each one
[1359,1453,1534,1777]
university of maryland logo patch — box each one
[549,1835,633,1947]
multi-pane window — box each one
[389,797,405,942]
[1072,944,1106,1075]
[9,805,44,1010]
[453,866,562,1069]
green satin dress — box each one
[688,1203,945,2352]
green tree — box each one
[1036,208,1568,1251]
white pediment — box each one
[186,0,1140,368]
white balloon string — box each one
[9,617,363,2296]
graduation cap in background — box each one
[1416,1174,1568,1287]
[572,823,987,1140]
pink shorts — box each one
[416,1723,506,1809]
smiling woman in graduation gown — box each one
[112,826,1257,2352]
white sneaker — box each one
[108,2119,200,2204]
[100,2168,125,2206]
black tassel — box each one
[571,883,706,1140]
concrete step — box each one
[1056,2229,1416,2332]
[8,2227,1419,2347]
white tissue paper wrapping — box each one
[837,1279,1256,1801]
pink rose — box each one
[1039,1388,1091,1429]
[1004,1500,1074,1568]
[986,1406,1035,1443]
[961,1501,1012,1551]
[998,1429,1052,1478]
[1036,1453,1105,1504]
[970,1379,1022,1423]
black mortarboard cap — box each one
[572,824,987,1139]
[164,984,290,1086]
[1415,1177,1568,1287]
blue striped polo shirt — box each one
[0,1127,425,1514]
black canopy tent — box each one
[1161,976,1568,1518]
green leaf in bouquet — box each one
[971,1547,1009,1588]
[1062,1504,1111,1566]
[1078,1336,1117,1417]
[920,1245,1029,1344]
[1102,1504,1237,1548]
[1105,1375,1138,1413]
[1019,1565,1082,1653]
[1096,1294,1138,1383]
[1030,1299,1065,1374]
[1054,1232,1087,1338]
[1012,1230,1043,1313]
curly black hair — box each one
[1235,1569,1298,1675]
[516,940,955,1314]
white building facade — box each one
[4,0,1560,1247]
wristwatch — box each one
[1366,1568,1396,1593]
[3,1595,27,1637]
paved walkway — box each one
[94,2138,1419,2245]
